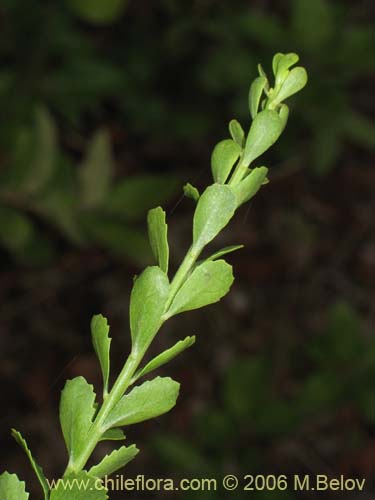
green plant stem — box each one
[64,241,201,476]
[228,154,248,186]
[163,244,200,314]
[64,351,141,476]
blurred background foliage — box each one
[0,0,374,499]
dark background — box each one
[0,1,374,499]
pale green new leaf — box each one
[11,430,49,500]
[133,336,196,381]
[50,471,108,500]
[166,260,234,317]
[206,245,244,261]
[91,314,112,397]
[229,119,245,147]
[273,67,308,105]
[60,377,96,466]
[99,429,126,442]
[243,110,283,167]
[193,184,237,250]
[257,63,267,79]
[147,207,169,273]
[232,167,269,206]
[89,445,139,478]
[183,183,200,202]
[0,472,29,500]
[103,377,180,429]
[130,266,170,354]
[272,52,284,76]
[79,129,113,208]
[249,76,267,119]
[211,139,241,184]
[274,53,299,88]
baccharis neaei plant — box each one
[0,53,307,499]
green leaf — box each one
[59,377,97,467]
[274,53,299,88]
[229,119,245,147]
[11,430,49,500]
[89,445,139,478]
[232,167,269,206]
[249,76,267,119]
[211,139,241,184]
[50,471,108,500]
[183,183,200,202]
[130,266,170,355]
[91,315,112,397]
[0,472,29,500]
[257,63,267,79]
[65,0,128,24]
[272,53,284,77]
[133,336,196,381]
[166,260,234,317]
[278,104,290,130]
[206,245,244,261]
[105,174,179,221]
[243,110,283,167]
[99,429,126,442]
[79,129,114,208]
[147,207,169,274]
[193,184,237,251]
[273,67,308,105]
[103,377,180,429]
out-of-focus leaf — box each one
[79,129,114,208]
[151,434,209,475]
[81,214,152,264]
[343,111,375,149]
[0,205,34,253]
[166,260,233,318]
[313,123,341,175]
[105,175,179,221]
[65,0,128,24]
[26,107,58,194]
[211,139,241,184]
[291,0,333,51]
